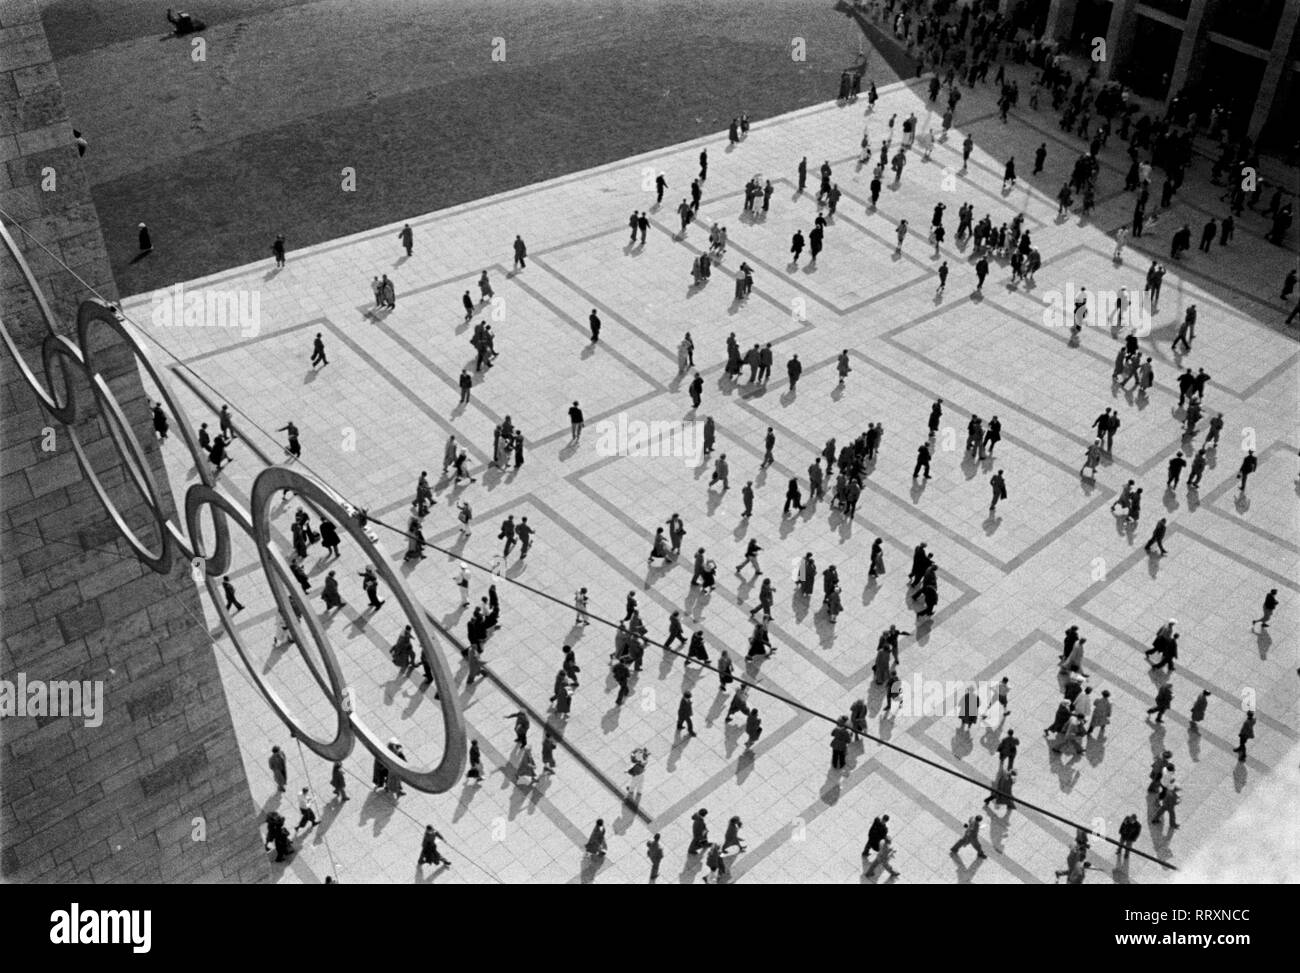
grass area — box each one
[44,0,901,296]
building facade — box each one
[1033,0,1300,145]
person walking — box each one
[1146,682,1174,723]
[1151,784,1181,829]
[830,717,851,771]
[1233,711,1256,761]
[398,223,414,257]
[1199,218,1216,253]
[981,415,1003,456]
[1080,439,1102,479]
[688,808,710,855]
[709,453,729,491]
[836,349,851,387]
[676,691,696,737]
[1144,517,1168,556]
[982,766,1016,810]
[1171,307,1196,353]
[1237,450,1257,495]
[1117,814,1142,860]
[677,198,693,235]
[222,575,245,613]
[1252,589,1279,630]
[725,684,751,723]
[330,761,348,802]
[271,234,286,267]
[996,729,1019,770]
[989,470,1007,514]
[268,745,288,792]
[505,710,529,749]
[418,826,450,868]
[722,816,747,854]
[862,815,891,875]
[783,477,805,516]
[710,646,733,691]
[787,353,802,392]
[516,517,534,559]
[646,833,664,883]
[912,442,932,480]
[950,814,987,859]
[735,537,762,577]
[894,218,908,254]
[294,787,319,833]
[568,401,585,442]
[584,819,608,858]
[540,730,558,777]
[760,427,776,468]
[498,515,517,559]
[1086,690,1112,738]
[612,657,632,706]
[463,739,484,785]
[512,235,527,271]
[688,371,704,409]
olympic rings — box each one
[1,220,467,793]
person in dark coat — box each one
[585,819,607,856]
[1146,683,1174,723]
[982,766,1016,809]
[1043,699,1072,736]
[418,825,450,867]
[864,815,889,858]
[264,812,293,862]
[830,717,852,770]
[322,570,345,611]
[1117,814,1142,859]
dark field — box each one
[45,0,904,295]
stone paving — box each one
[118,71,1299,884]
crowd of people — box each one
[215,0,1293,883]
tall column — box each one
[1097,0,1137,81]
[1247,0,1300,139]
[1166,0,1211,96]
[1043,0,1080,43]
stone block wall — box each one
[0,0,268,883]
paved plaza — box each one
[113,70,1299,884]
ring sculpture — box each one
[0,221,466,792]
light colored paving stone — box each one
[119,69,1299,885]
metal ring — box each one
[184,481,351,762]
[1,219,467,793]
[250,466,467,793]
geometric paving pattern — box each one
[118,70,1299,883]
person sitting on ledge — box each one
[167,8,206,35]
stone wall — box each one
[0,0,267,883]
